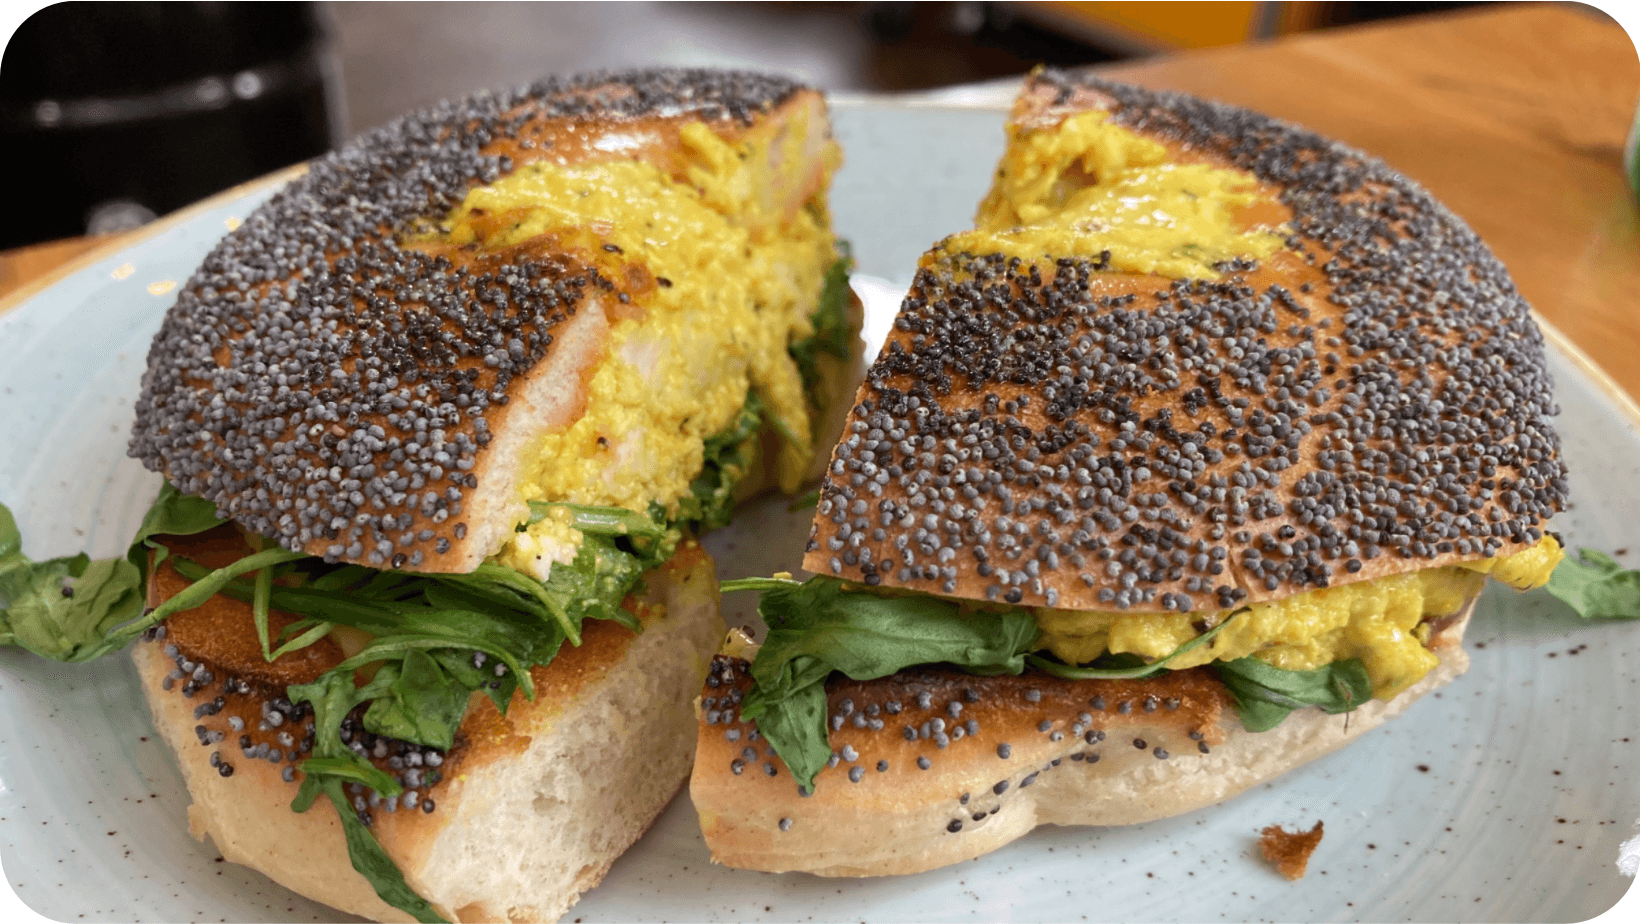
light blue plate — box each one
[0,101,1635,923]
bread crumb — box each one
[1259,821,1324,880]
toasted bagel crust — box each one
[692,597,1474,876]
[136,536,723,923]
[803,70,1566,613]
[129,68,839,573]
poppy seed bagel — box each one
[690,69,1565,878]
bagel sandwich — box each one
[689,69,1567,877]
[6,68,862,923]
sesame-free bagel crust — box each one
[802,71,1567,613]
[129,68,809,573]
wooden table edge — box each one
[1532,311,1640,429]
[0,162,309,320]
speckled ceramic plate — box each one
[1,101,1636,924]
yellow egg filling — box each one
[1033,534,1563,699]
[954,110,1287,279]
[415,113,840,569]
[495,504,585,578]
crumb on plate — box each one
[1260,821,1324,880]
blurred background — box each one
[0,0,1503,251]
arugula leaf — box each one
[23,469,706,921]
[673,393,766,533]
[104,546,307,655]
[789,250,855,394]
[528,501,671,544]
[432,647,520,713]
[170,557,569,673]
[463,561,582,645]
[1544,547,1640,620]
[296,755,403,799]
[252,540,277,660]
[333,629,533,702]
[288,668,405,801]
[307,564,378,592]
[319,777,448,923]
[269,619,334,661]
[1025,610,1243,680]
[268,509,675,920]
[168,564,407,638]
[0,502,145,662]
[724,575,1380,776]
[1213,656,1373,733]
[363,650,473,751]
[125,481,226,583]
[728,576,1039,788]
[0,503,20,560]
[513,502,680,633]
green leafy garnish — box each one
[722,576,1391,777]
[788,249,855,394]
[521,501,681,632]
[124,480,226,587]
[112,546,309,656]
[0,502,145,663]
[289,665,446,920]
[322,777,447,923]
[1212,656,1373,733]
[673,392,767,533]
[724,575,1039,788]
[1544,547,1640,620]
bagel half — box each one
[136,529,721,923]
[690,69,1567,876]
[128,67,852,574]
[694,599,1474,876]
[117,67,862,922]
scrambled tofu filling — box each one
[964,110,1566,698]
[499,505,585,579]
[1034,534,1562,699]
[419,115,840,576]
[958,111,1287,279]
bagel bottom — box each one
[135,548,723,923]
[691,595,1476,877]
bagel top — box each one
[802,69,1567,614]
[129,68,836,574]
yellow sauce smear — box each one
[968,108,1566,697]
[416,118,838,572]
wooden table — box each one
[3,3,1635,391]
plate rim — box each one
[0,162,309,320]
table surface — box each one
[3,3,1636,391]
